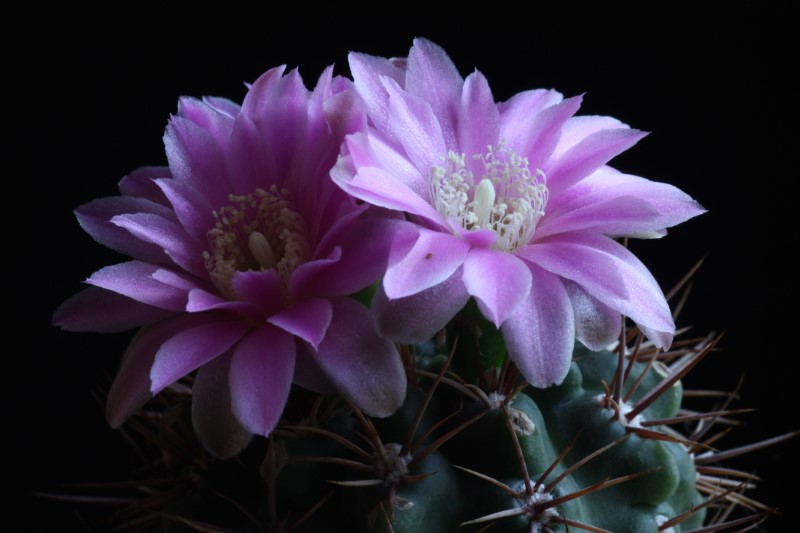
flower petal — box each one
[499,89,564,148]
[457,70,499,163]
[229,325,295,437]
[462,248,532,327]
[405,37,462,147]
[372,268,470,343]
[348,50,407,137]
[313,297,406,417]
[294,217,418,299]
[383,228,470,299]
[192,351,254,458]
[293,341,337,393]
[552,115,627,159]
[540,170,706,238]
[86,261,190,311]
[343,132,426,200]
[111,212,207,277]
[521,95,584,167]
[546,128,648,196]
[230,270,286,317]
[268,298,333,350]
[118,166,171,205]
[106,312,219,427]
[177,96,235,146]
[382,76,448,175]
[522,233,674,347]
[75,196,174,265]
[564,279,621,351]
[150,316,250,395]
[501,265,574,388]
[164,115,232,207]
[154,177,216,244]
[53,286,175,333]
[332,163,444,225]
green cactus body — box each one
[263,346,706,532]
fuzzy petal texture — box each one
[192,352,254,459]
[383,227,471,299]
[106,313,222,427]
[313,297,406,417]
[373,267,470,343]
[502,264,575,388]
[229,325,296,437]
[462,248,531,327]
[336,38,703,387]
[56,65,406,442]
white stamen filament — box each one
[430,141,548,252]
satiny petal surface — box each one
[333,38,704,387]
[56,64,407,444]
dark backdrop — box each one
[13,7,798,531]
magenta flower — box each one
[332,39,705,388]
[54,66,407,456]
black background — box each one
[11,6,798,531]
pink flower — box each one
[332,39,705,388]
[54,66,407,456]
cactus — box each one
[87,285,793,532]
[50,39,796,532]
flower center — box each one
[203,185,310,299]
[430,142,548,252]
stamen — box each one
[430,141,548,252]
[203,185,309,299]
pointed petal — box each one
[382,76,447,175]
[383,228,470,299]
[268,298,332,349]
[540,170,706,238]
[293,341,337,393]
[53,286,175,333]
[552,115,627,159]
[499,89,563,137]
[501,265,574,388]
[406,37,462,147]
[106,313,217,427]
[457,70,499,162]
[521,233,674,346]
[118,166,171,205]
[177,96,235,146]
[348,50,406,136]
[564,280,621,351]
[192,352,254,458]
[342,131,426,200]
[520,95,583,166]
[546,128,648,196]
[372,268,470,343]
[75,196,174,264]
[314,298,406,417]
[154,177,216,244]
[229,325,295,437]
[111,212,207,277]
[332,162,444,224]
[293,217,418,299]
[230,270,286,316]
[149,316,249,394]
[462,249,531,327]
[184,290,265,325]
[87,261,190,311]
[164,115,232,207]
